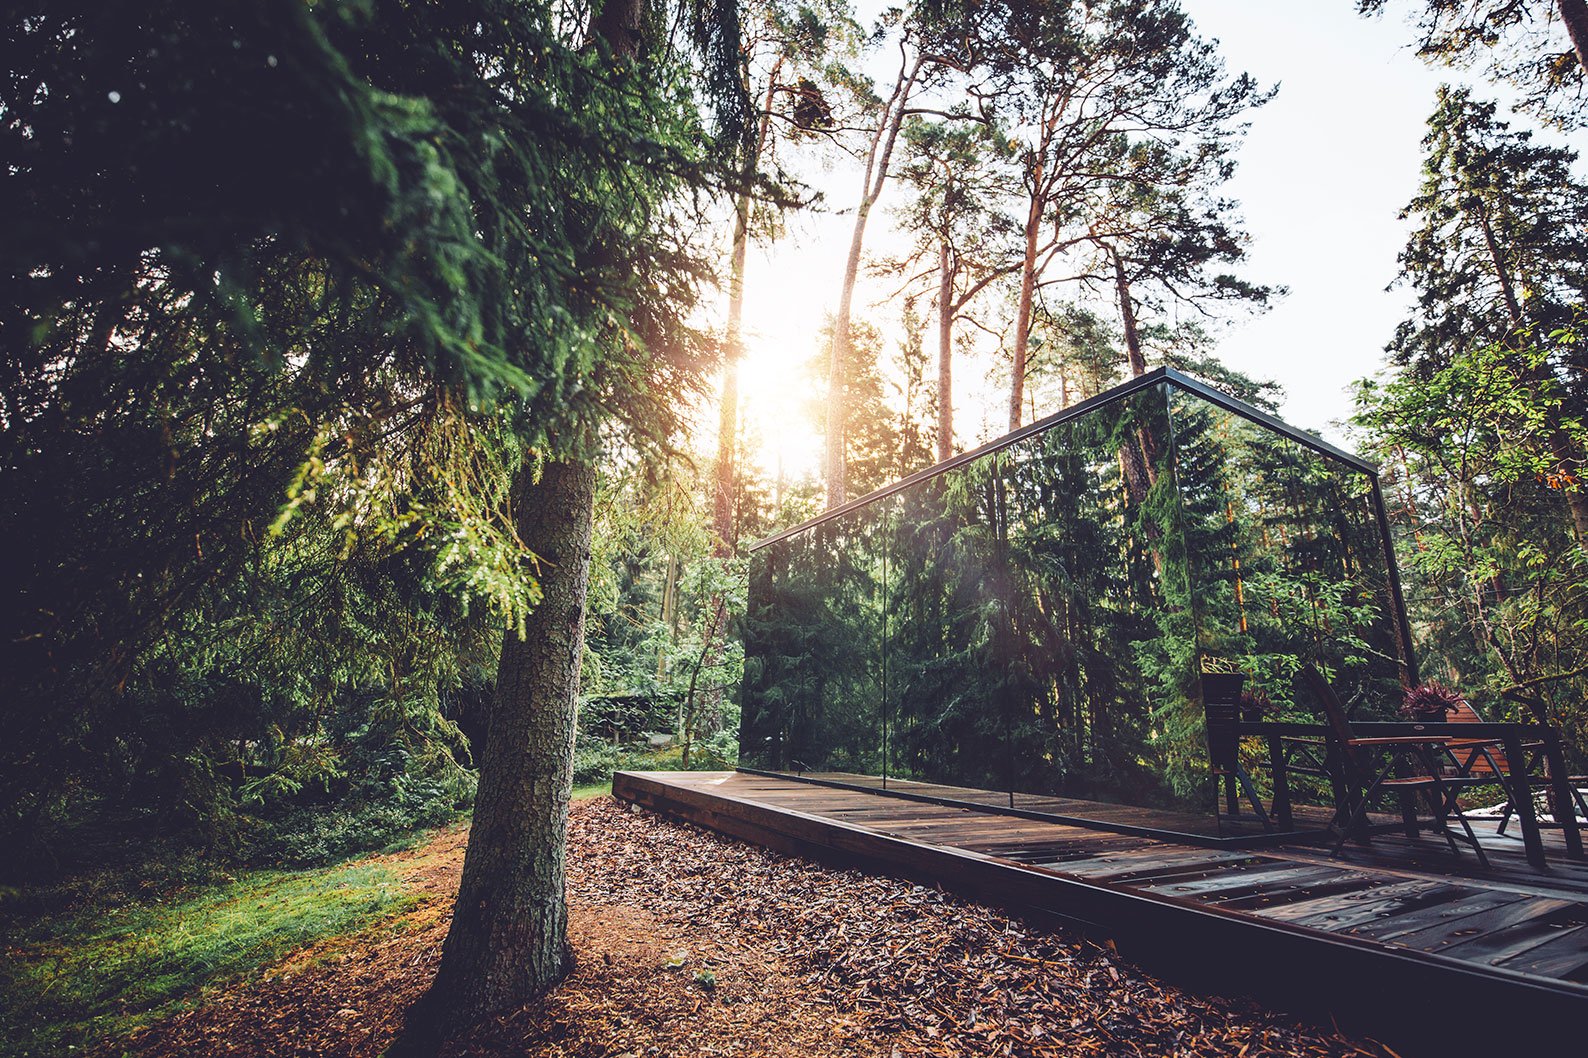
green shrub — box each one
[570,729,740,787]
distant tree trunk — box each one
[1474,197,1588,540]
[714,361,740,553]
[657,550,678,677]
[1111,251,1159,503]
[1119,444,1152,507]
[825,220,863,508]
[826,51,923,508]
[1475,204,1524,331]
[588,0,645,57]
[936,239,954,462]
[1113,248,1148,377]
[1009,153,1044,433]
[701,70,780,735]
[678,600,725,769]
[714,66,779,555]
[1560,0,1588,74]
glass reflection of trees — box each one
[739,375,1411,836]
[998,388,1202,813]
[739,503,887,782]
[1169,389,1407,723]
[885,453,1011,796]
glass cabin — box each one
[737,368,1415,840]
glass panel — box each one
[1167,383,1410,832]
[1001,382,1214,832]
[882,453,1012,806]
[1169,387,1407,713]
[738,501,888,785]
[739,374,1409,841]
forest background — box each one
[4,0,1588,907]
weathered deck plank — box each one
[613,769,1588,1051]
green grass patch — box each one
[0,859,417,1057]
[571,781,612,801]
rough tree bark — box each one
[393,458,596,1052]
[1109,247,1160,510]
[1113,248,1148,377]
[391,2,644,1051]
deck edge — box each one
[613,770,1588,1055]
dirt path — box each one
[110,798,1393,1058]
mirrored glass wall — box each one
[738,371,1413,838]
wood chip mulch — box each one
[108,797,1397,1058]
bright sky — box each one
[728,1,1586,483]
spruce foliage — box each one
[1,1,737,875]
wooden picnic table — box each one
[1234,720,1585,869]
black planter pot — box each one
[1200,672,1246,707]
[1200,672,1246,770]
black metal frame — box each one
[1368,476,1420,687]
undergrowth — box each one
[571,733,738,786]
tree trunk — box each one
[397,459,596,1050]
[588,0,645,58]
[1475,204,1524,332]
[1560,0,1588,75]
[1009,154,1044,433]
[1112,253,1160,498]
[936,239,954,462]
[1113,249,1148,376]
[826,51,922,508]
[713,356,739,556]
[678,600,725,769]
[714,67,779,555]
[1119,444,1152,508]
[657,550,678,677]
[391,2,642,1049]
[825,219,863,508]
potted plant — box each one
[1238,688,1273,723]
[1401,681,1466,722]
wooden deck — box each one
[614,769,1588,1053]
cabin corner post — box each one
[1368,472,1418,688]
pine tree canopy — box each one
[0,1,743,861]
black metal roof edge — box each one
[747,366,1375,553]
[1165,367,1376,475]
